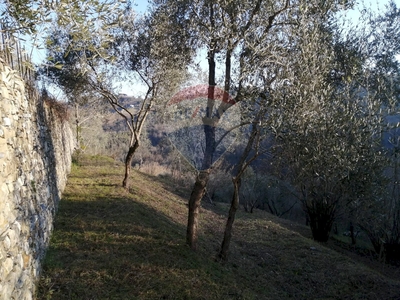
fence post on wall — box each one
[0,22,35,83]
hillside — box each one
[37,156,400,300]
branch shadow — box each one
[37,184,238,299]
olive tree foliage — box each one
[1,0,54,34]
[349,2,400,259]
[152,0,302,251]
[4,0,124,151]
[42,4,191,190]
[39,28,110,152]
[104,7,191,190]
[4,0,124,150]
[217,0,361,259]
[1,0,124,64]
[363,1,400,106]
[269,2,395,242]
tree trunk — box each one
[122,141,139,190]
[307,201,336,242]
[217,112,262,261]
[185,114,215,250]
[185,35,217,250]
[309,215,333,242]
[218,177,241,261]
[186,170,210,250]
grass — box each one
[37,155,400,299]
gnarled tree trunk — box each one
[305,196,337,242]
[122,140,139,190]
[218,177,241,261]
[218,111,263,260]
[186,170,210,250]
[185,32,217,249]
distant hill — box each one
[102,95,143,132]
[117,94,142,109]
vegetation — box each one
[40,2,191,190]
[37,156,400,299]
[2,0,400,296]
[36,0,400,261]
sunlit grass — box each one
[37,155,400,299]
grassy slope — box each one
[37,156,400,300]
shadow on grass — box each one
[138,171,193,199]
[37,187,238,299]
[38,158,400,299]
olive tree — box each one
[270,2,390,242]
[350,1,400,259]
[39,28,110,152]
[108,7,192,189]
[1,0,124,65]
[42,4,191,189]
[218,102,267,260]
[217,0,361,258]
[152,0,296,251]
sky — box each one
[338,0,396,25]
[25,0,397,98]
[27,0,151,99]
[134,0,149,14]
[121,0,398,97]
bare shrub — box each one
[41,90,69,121]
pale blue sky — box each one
[123,0,399,96]
[338,0,397,25]
[31,1,149,66]
[26,0,397,98]
[134,0,149,14]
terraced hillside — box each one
[37,156,400,299]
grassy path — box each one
[37,156,400,299]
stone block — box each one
[3,235,11,250]
[0,142,9,155]
[21,99,29,110]
[0,213,6,230]
[7,229,17,249]
[12,220,21,235]
[6,182,14,193]
[13,80,24,94]
[3,117,11,127]
[3,257,13,275]
[0,86,10,99]
[22,254,30,269]
[23,291,33,300]
[0,183,9,198]
[15,254,23,272]
[10,105,18,115]
[0,284,11,300]
[6,138,14,147]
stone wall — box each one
[0,59,74,299]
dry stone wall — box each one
[0,59,74,300]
